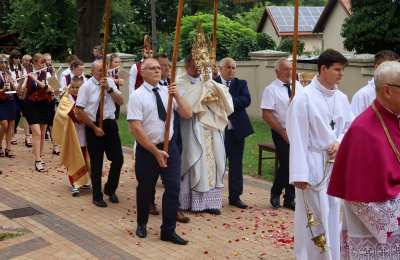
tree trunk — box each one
[76,0,105,62]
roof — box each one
[313,0,351,33]
[256,6,324,36]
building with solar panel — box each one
[257,0,351,54]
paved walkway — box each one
[0,135,294,259]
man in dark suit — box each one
[215,57,254,209]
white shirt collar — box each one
[142,81,160,92]
[313,76,337,97]
[368,78,375,88]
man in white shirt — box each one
[351,50,399,117]
[287,49,353,260]
[76,60,124,208]
[128,58,192,245]
[261,58,302,210]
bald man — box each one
[261,58,302,210]
[215,57,253,209]
[76,60,124,208]
[128,58,191,245]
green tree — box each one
[235,4,266,31]
[0,0,10,34]
[177,13,268,60]
[342,0,400,53]
[110,0,145,56]
[277,37,305,55]
[256,32,276,50]
[7,0,75,60]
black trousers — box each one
[135,141,180,235]
[85,119,124,201]
[149,113,182,206]
[271,129,294,201]
[225,129,245,202]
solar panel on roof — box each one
[268,6,324,33]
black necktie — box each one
[284,83,292,98]
[152,87,166,121]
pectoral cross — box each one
[330,120,336,130]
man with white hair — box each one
[215,57,253,209]
[351,50,399,116]
[76,60,124,208]
[328,60,400,259]
[260,57,302,210]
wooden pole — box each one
[99,0,111,129]
[211,0,218,75]
[151,0,157,53]
[290,0,299,100]
[163,0,184,152]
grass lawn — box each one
[117,116,275,181]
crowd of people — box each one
[1,30,399,257]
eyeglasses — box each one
[0,60,8,64]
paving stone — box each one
[0,133,294,259]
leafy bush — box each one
[178,13,274,60]
[277,37,305,55]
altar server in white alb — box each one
[286,49,353,260]
[351,50,399,116]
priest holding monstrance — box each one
[328,61,400,259]
[178,25,234,215]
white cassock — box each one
[286,76,353,260]
[350,78,375,117]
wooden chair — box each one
[257,143,278,176]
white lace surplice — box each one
[341,196,400,260]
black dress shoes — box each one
[136,225,147,238]
[270,195,280,209]
[108,194,119,203]
[93,199,107,208]
[283,200,295,211]
[204,208,221,215]
[161,232,188,245]
[229,199,248,209]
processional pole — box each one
[290,0,299,101]
[163,0,184,152]
[99,0,112,129]
[211,0,218,76]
